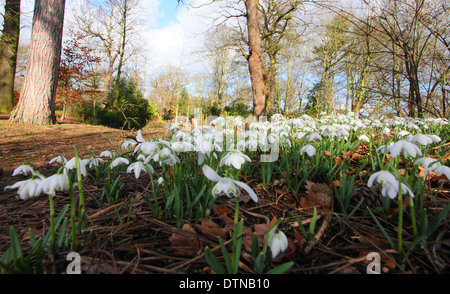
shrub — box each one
[76,78,157,129]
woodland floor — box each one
[0,114,449,276]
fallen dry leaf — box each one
[168,223,200,255]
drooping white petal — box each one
[202,164,223,183]
[433,165,450,180]
[136,130,146,143]
[12,164,34,176]
[232,180,258,203]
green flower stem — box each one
[409,195,418,235]
[397,184,404,256]
[48,194,55,252]
[68,175,77,250]
[74,147,85,223]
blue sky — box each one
[156,1,183,28]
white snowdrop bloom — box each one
[12,164,34,177]
[173,130,191,142]
[220,150,251,169]
[244,130,259,140]
[136,129,146,143]
[210,117,226,127]
[110,157,130,168]
[368,170,414,199]
[414,157,441,175]
[388,140,422,158]
[136,141,160,155]
[88,157,104,169]
[152,147,180,166]
[280,137,292,148]
[309,132,322,142]
[39,173,70,197]
[202,164,258,203]
[136,154,146,161]
[407,134,441,146]
[396,130,411,139]
[49,155,68,165]
[65,157,89,177]
[245,139,259,152]
[212,178,241,199]
[171,141,195,153]
[164,124,180,134]
[292,132,306,139]
[157,177,164,186]
[381,127,391,135]
[5,177,44,200]
[121,140,137,150]
[126,161,154,179]
[267,230,288,258]
[433,165,450,180]
[236,139,247,151]
[358,135,370,143]
[300,144,316,157]
[100,150,115,158]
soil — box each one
[0,114,165,178]
[0,114,448,276]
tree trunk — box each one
[9,0,66,124]
[245,0,266,119]
[0,0,21,113]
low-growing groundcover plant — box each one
[1,112,449,274]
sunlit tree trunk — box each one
[245,0,266,119]
[9,0,66,124]
[0,0,21,113]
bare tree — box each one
[9,0,66,124]
[72,0,143,105]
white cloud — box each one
[142,0,218,75]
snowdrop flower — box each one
[414,157,441,175]
[88,157,104,169]
[12,164,34,176]
[65,157,88,177]
[407,134,441,146]
[381,127,391,135]
[121,140,137,150]
[152,147,180,166]
[164,124,180,134]
[136,129,146,143]
[157,177,164,186]
[220,150,251,169]
[267,229,288,258]
[126,161,154,179]
[300,144,316,157]
[202,164,258,203]
[245,138,259,152]
[368,170,414,199]
[135,141,160,155]
[171,141,195,153]
[100,150,115,159]
[49,155,68,165]
[358,134,370,143]
[433,165,450,180]
[396,130,411,139]
[5,176,44,200]
[292,132,306,139]
[39,173,70,197]
[110,157,130,168]
[387,140,422,158]
[309,132,322,142]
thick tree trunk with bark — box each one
[245,0,266,119]
[0,0,21,113]
[9,0,66,124]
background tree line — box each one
[0,0,448,128]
